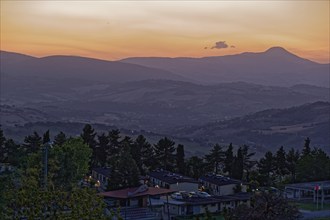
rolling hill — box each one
[121,47,330,87]
[173,101,330,152]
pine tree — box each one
[205,144,225,174]
[176,144,185,174]
[54,131,67,147]
[241,145,256,181]
[0,127,7,163]
[107,129,121,164]
[109,144,140,190]
[224,143,234,176]
[80,124,97,168]
[186,156,205,179]
[286,148,300,183]
[131,135,154,175]
[96,133,109,167]
[258,151,275,186]
[154,137,176,171]
[275,146,288,181]
[302,137,311,157]
[42,130,50,144]
[23,131,42,153]
[231,147,244,180]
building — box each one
[148,170,199,192]
[91,167,111,190]
[100,184,176,220]
[285,180,330,202]
[199,174,247,196]
[163,192,251,219]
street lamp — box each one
[43,141,53,190]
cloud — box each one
[211,41,228,49]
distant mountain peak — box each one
[264,46,290,54]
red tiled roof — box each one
[100,186,176,199]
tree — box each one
[241,145,256,182]
[131,135,154,175]
[296,148,330,182]
[23,131,42,153]
[186,156,205,179]
[80,124,97,168]
[227,192,300,220]
[154,137,176,171]
[231,147,244,180]
[54,131,67,147]
[224,143,234,176]
[0,127,6,162]
[275,146,288,181]
[96,133,109,167]
[205,144,225,174]
[176,144,185,174]
[107,129,121,165]
[286,148,300,183]
[43,130,50,144]
[109,144,140,190]
[302,137,311,157]
[258,151,275,186]
[53,138,92,189]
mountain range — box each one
[1,47,329,154]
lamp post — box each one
[43,142,53,190]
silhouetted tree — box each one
[286,148,300,183]
[96,133,109,167]
[224,143,234,176]
[80,124,97,168]
[205,144,225,174]
[258,151,275,186]
[302,137,311,157]
[54,131,67,147]
[154,137,176,171]
[23,131,42,154]
[42,130,50,144]
[109,144,140,190]
[176,144,185,174]
[186,156,205,179]
[275,146,288,181]
[131,135,154,175]
[241,145,256,181]
[231,147,244,180]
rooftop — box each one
[100,185,176,199]
[148,170,199,185]
[166,192,252,205]
[200,174,243,186]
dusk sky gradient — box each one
[1,1,329,63]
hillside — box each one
[121,47,330,87]
[174,102,330,152]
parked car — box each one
[171,192,183,200]
[197,191,211,198]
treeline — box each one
[2,125,329,190]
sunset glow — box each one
[1,1,329,63]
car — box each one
[188,192,199,198]
[171,192,183,200]
[197,191,211,198]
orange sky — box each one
[1,1,329,63]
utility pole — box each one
[43,142,53,190]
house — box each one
[199,174,247,196]
[285,180,330,202]
[148,169,199,192]
[100,184,176,220]
[162,192,251,219]
[91,167,111,190]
